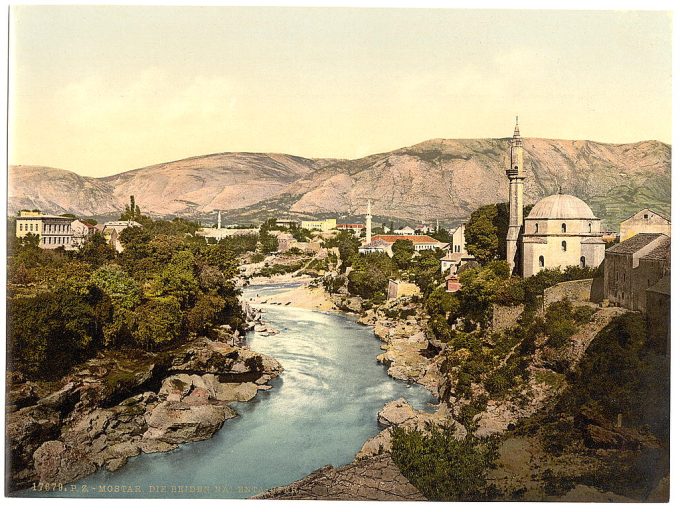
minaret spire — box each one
[365,200,372,245]
[506,117,526,275]
[217,210,222,230]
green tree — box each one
[347,252,397,300]
[8,291,100,379]
[133,297,184,349]
[392,239,415,269]
[150,250,199,308]
[90,264,143,310]
[76,231,116,267]
[408,249,445,298]
[391,426,499,501]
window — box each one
[561,223,567,233]
[18,224,22,231]
[561,241,567,252]
[535,223,539,233]
[539,255,545,268]
[588,223,592,233]
[644,214,649,220]
[580,256,586,268]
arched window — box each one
[561,223,567,233]
[561,241,567,252]
[580,256,586,268]
[539,255,545,268]
[588,223,592,233]
[534,223,539,233]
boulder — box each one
[143,401,236,444]
[378,398,417,427]
[33,441,96,484]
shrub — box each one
[391,425,500,501]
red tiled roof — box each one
[373,235,443,244]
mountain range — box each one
[8,137,671,229]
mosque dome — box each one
[525,194,597,220]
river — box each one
[54,283,436,499]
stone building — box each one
[102,220,142,253]
[604,232,670,312]
[619,208,671,241]
[440,224,474,274]
[503,119,605,276]
[15,209,74,249]
[301,218,337,232]
[70,219,98,248]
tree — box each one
[90,264,142,310]
[150,250,199,308]
[392,239,415,269]
[465,203,532,265]
[408,249,445,298]
[133,297,183,349]
[8,291,100,379]
[76,231,116,267]
[347,252,397,300]
[391,426,499,501]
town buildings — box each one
[300,218,337,232]
[70,219,98,248]
[504,119,605,277]
[15,209,74,249]
[619,208,671,241]
[101,220,142,253]
[604,233,670,313]
[195,211,258,241]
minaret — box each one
[365,200,372,244]
[505,117,526,275]
[217,210,222,230]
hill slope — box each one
[8,138,671,228]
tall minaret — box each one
[217,210,222,230]
[365,200,372,244]
[505,117,526,275]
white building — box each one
[70,219,98,249]
[504,119,605,277]
[15,209,74,249]
[393,226,416,236]
[102,220,142,253]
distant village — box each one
[14,121,671,344]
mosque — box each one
[505,119,606,277]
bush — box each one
[391,425,500,501]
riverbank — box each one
[247,281,338,312]
[7,336,282,492]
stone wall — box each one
[543,278,603,308]
[491,304,525,333]
[387,280,421,300]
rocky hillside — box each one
[9,138,671,228]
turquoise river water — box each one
[26,283,435,499]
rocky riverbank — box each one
[7,335,282,492]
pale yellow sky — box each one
[9,7,672,177]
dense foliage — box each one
[7,210,247,380]
[391,426,500,501]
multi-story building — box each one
[15,209,74,249]
[300,219,337,232]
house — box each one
[445,273,462,293]
[440,224,473,273]
[393,226,415,236]
[275,219,300,229]
[301,219,337,232]
[15,209,74,249]
[337,223,365,236]
[619,208,671,242]
[102,220,142,253]
[604,232,670,312]
[70,219,98,249]
[358,238,394,256]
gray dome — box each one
[526,194,597,220]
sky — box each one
[8,6,672,177]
